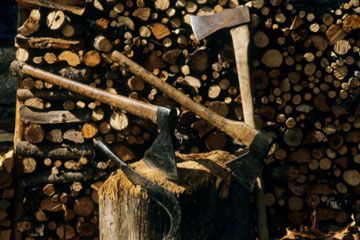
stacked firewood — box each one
[250,0,360,237]
[12,0,359,238]
[0,149,14,240]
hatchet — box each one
[10,61,178,180]
[190,6,269,239]
[94,138,181,239]
[111,51,273,192]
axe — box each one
[191,6,254,127]
[94,139,181,239]
[190,6,269,239]
[111,51,273,192]
[10,61,178,180]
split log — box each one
[0,150,14,173]
[18,0,86,16]
[59,67,90,82]
[46,129,63,143]
[16,35,81,50]
[21,169,93,187]
[99,151,254,240]
[46,10,66,30]
[58,51,81,66]
[15,141,94,159]
[20,107,96,124]
[63,129,84,143]
[24,124,45,144]
[17,89,85,101]
[21,157,37,173]
[17,9,41,37]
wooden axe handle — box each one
[230,25,254,128]
[12,61,159,124]
[111,51,258,146]
[230,25,269,240]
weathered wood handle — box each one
[231,25,270,240]
[11,61,159,124]
[111,51,258,146]
[230,25,255,128]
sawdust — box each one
[99,150,236,201]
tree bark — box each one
[99,151,253,240]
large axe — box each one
[111,51,273,192]
[10,61,178,180]
[190,6,269,239]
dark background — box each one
[0,0,17,148]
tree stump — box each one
[99,150,253,240]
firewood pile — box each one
[7,0,360,239]
[0,149,14,240]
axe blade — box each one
[226,132,273,192]
[190,6,250,41]
[144,107,178,180]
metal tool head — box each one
[226,131,273,192]
[144,106,178,180]
[190,6,250,41]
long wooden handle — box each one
[231,25,269,240]
[230,25,254,128]
[111,51,258,146]
[12,61,159,123]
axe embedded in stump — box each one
[111,51,273,192]
[10,61,178,180]
[190,7,270,239]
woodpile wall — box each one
[9,0,360,239]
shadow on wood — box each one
[99,150,254,240]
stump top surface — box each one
[100,150,236,199]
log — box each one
[46,129,63,143]
[46,10,66,30]
[24,124,45,144]
[99,151,254,240]
[58,51,81,66]
[15,141,94,159]
[0,150,14,173]
[62,24,75,37]
[17,9,41,37]
[21,157,37,174]
[81,122,98,139]
[18,0,86,16]
[20,169,93,187]
[20,106,96,124]
[63,129,84,143]
[84,50,101,67]
[59,67,90,82]
[16,35,81,50]
[94,35,113,53]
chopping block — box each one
[98,151,254,240]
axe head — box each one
[144,107,178,180]
[190,6,250,41]
[226,131,273,192]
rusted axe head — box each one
[144,106,178,180]
[190,6,250,41]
